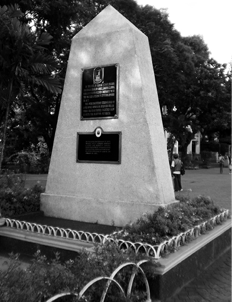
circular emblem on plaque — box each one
[95,127,102,137]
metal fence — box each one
[46,260,151,302]
[5,209,230,260]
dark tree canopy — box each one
[0,0,231,167]
[0,4,61,169]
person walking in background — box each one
[228,155,232,174]
[218,154,224,174]
[171,154,183,192]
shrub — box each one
[0,243,154,302]
[3,149,50,174]
[112,195,223,245]
[0,176,228,301]
[0,173,44,217]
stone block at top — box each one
[75,5,142,38]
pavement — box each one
[179,166,231,211]
[23,166,231,211]
[168,166,231,301]
[166,249,231,302]
[0,167,231,301]
[0,253,30,272]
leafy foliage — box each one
[4,146,50,174]
[112,195,223,245]
[0,173,44,216]
[0,4,61,94]
[0,3,62,170]
[0,243,152,302]
[0,0,231,163]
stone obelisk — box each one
[41,5,176,226]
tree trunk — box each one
[167,133,176,165]
[49,96,61,156]
[180,143,188,164]
[0,81,13,172]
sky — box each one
[136,0,232,66]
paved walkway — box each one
[23,167,231,211]
[0,253,30,272]
[166,249,231,302]
[179,167,231,211]
[167,163,232,302]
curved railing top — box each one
[45,260,151,302]
[4,209,230,260]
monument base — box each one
[144,220,231,301]
[41,193,177,227]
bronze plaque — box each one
[77,128,121,164]
[81,64,119,120]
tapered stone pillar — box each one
[41,5,176,226]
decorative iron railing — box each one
[45,260,151,302]
[5,209,230,260]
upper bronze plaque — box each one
[81,64,119,120]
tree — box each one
[200,66,231,157]
[0,0,89,157]
[160,35,231,157]
[1,0,137,158]
[0,4,61,170]
[0,0,230,163]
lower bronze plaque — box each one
[77,128,121,164]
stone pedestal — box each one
[41,5,176,226]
